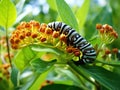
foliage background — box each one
[0,0,120,90]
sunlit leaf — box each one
[13,46,37,71]
[76,0,90,28]
[47,0,57,11]
[54,80,73,85]
[29,70,51,90]
[0,0,17,28]
[56,0,79,30]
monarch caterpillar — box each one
[47,22,96,65]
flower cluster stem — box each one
[5,28,12,67]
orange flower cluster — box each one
[10,20,68,49]
[10,20,41,49]
[0,63,10,79]
[96,24,118,44]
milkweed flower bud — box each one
[45,28,53,35]
[52,31,60,38]
[96,24,118,44]
[112,48,118,54]
[60,34,66,42]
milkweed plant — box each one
[0,0,120,90]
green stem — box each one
[5,28,12,67]
[67,61,99,87]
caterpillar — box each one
[47,21,96,65]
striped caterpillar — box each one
[47,21,96,65]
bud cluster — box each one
[96,24,118,44]
[10,20,41,49]
[0,63,10,79]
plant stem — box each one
[67,61,99,87]
[5,28,12,67]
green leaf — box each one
[0,79,9,90]
[54,80,73,85]
[47,0,57,11]
[41,84,82,90]
[76,0,90,28]
[0,0,17,28]
[113,66,120,76]
[31,44,64,56]
[56,68,83,86]
[68,61,120,90]
[11,65,20,87]
[13,46,37,71]
[55,0,79,30]
[96,60,120,66]
[20,70,50,90]
[30,58,56,74]
[29,70,51,90]
[20,73,38,90]
[23,58,56,90]
[81,66,120,90]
